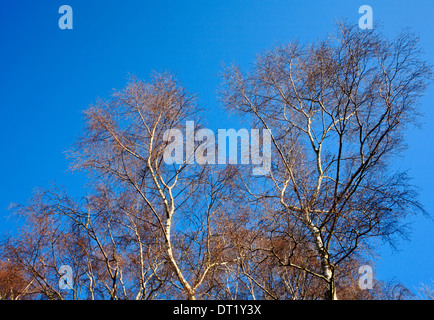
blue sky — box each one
[1,0,433,294]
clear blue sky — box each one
[1,0,433,294]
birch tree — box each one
[68,73,237,300]
[220,22,431,299]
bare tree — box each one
[1,184,179,300]
[220,22,431,299]
[1,73,240,300]
[67,73,237,300]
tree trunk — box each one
[165,216,196,300]
[305,215,338,300]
